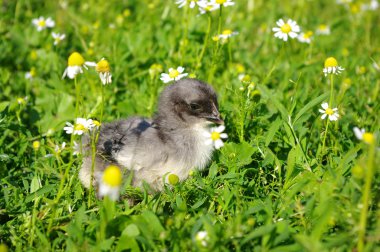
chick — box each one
[79,78,223,191]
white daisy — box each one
[52,32,65,45]
[63,118,94,135]
[95,58,112,85]
[316,24,331,35]
[319,103,339,121]
[218,29,239,39]
[272,19,300,42]
[238,74,251,84]
[198,1,219,14]
[336,0,352,4]
[32,16,55,32]
[25,68,36,80]
[62,52,96,79]
[361,0,379,10]
[211,0,235,7]
[195,230,209,247]
[297,31,313,44]
[17,97,27,105]
[98,165,122,201]
[54,142,66,154]
[353,127,375,145]
[204,125,228,149]
[176,0,207,8]
[323,57,345,76]
[160,66,188,83]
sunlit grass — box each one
[0,0,379,251]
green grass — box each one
[0,0,380,251]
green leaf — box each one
[25,184,55,203]
[293,93,329,124]
[99,237,115,251]
[122,223,140,237]
[208,162,218,178]
[265,118,282,146]
[191,197,207,210]
[141,210,165,236]
[241,224,276,244]
[0,102,9,112]
[30,176,41,193]
[116,235,140,252]
[220,142,256,169]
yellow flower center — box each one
[30,68,37,77]
[211,132,220,141]
[96,59,111,73]
[235,63,245,73]
[358,66,366,74]
[188,73,196,78]
[304,31,313,39]
[30,50,38,60]
[241,74,251,83]
[352,165,364,179]
[123,9,131,17]
[38,20,46,27]
[212,35,220,41]
[32,141,40,151]
[324,57,338,68]
[103,165,122,187]
[74,123,85,131]
[318,24,327,30]
[216,0,226,4]
[325,108,334,115]
[343,78,352,88]
[93,120,101,127]
[350,4,359,13]
[204,5,213,11]
[168,174,179,185]
[362,132,375,145]
[169,69,180,78]
[17,98,25,104]
[68,52,85,67]
[280,23,292,34]
[222,29,233,35]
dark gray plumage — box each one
[79,78,223,191]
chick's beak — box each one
[206,115,224,124]
[206,103,224,124]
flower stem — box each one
[48,136,75,231]
[228,40,233,62]
[75,77,80,117]
[208,6,223,83]
[320,119,330,159]
[88,85,105,207]
[179,5,190,64]
[329,74,334,106]
[357,142,376,252]
[88,130,97,207]
[217,6,223,43]
[100,84,105,123]
[196,14,212,70]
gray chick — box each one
[79,78,223,192]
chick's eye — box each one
[189,103,202,111]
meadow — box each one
[0,0,379,251]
